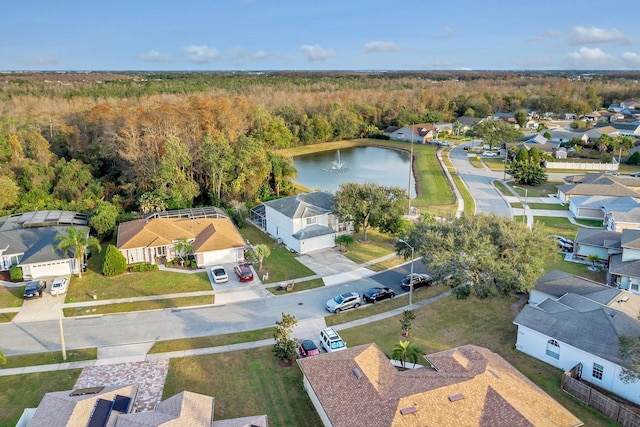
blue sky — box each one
[3,0,640,71]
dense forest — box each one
[1,70,640,236]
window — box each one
[546,339,560,360]
[592,363,603,380]
[305,217,317,226]
[631,282,639,292]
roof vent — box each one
[69,386,104,397]
[400,406,417,415]
[352,368,363,379]
[448,394,464,402]
[488,369,501,380]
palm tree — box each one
[253,244,271,271]
[54,227,101,279]
[174,239,194,267]
[586,254,600,270]
[391,340,424,369]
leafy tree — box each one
[54,227,101,279]
[515,148,529,163]
[610,135,636,163]
[89,201,119,238]
[628,151,640,166]
[335,234,354,251]
[506,159,548,186]
[391,340,424,369]
[102,244,127,276]
[406,214,556,299]
[153,136,199,209]
[618,334,640,384]
[514,109,528,127]
[528,146,541,165]
[333,182,408,242]
[400,310,416,336]
[253,244,271,271]
[472,119,523,149]
[196,134,234,204]
[174,238,194,266]
[0,175,20,210]
[273,312,298,364]
[138,191,167,214]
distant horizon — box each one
[1,69,637,74]
[3,1,639,71]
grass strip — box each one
[63,295,214,317]
[0,286,25,309]
[0,312,17,323]
[149,327,276,354]
[267,278,324,295]
[1,348,97,369]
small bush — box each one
[451,284,471,299]
[127,263,158,272]
[103,244,127,276]
[628,151,640,165]
[9,265,22,281]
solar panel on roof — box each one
[87,398,114,427]
[112,395,131,413]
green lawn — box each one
[532,217,580,239]
[0,370,82,427]
[528,203,569,210]
[0,285,24,309]
[544,254,607,282]
[163,346,321,426]
[63,295,214,317]
[149,327,275,354]
[343,228,396,264]
[1,348,97,369]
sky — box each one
[3,0,640,71]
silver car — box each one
[325,291,361,313]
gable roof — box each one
[609,206,640,224]
[515,293,640,367]
[263,192,333,219]
[114,391,213,426]
[117,217,246,252]
[298,343,582,427]
[533,270,614,301]
[575,228,621,249]
[570,195,640,212]
[456,116,482,127]
[557,176,640,198]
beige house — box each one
[117,208,247,267]
[298,343,582,427]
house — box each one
[606,206,640,232]
[22,384,267,427]
[514,272,640,405]
[0,210,89,279]
[595,122,640,136]
[116,207,247,267]
[568,195,640,220]
[507,133,560,154]
[609,229,640,295]
[454,116,482,134]
[384,123,436,143]
[545,129,589,144]
[556,173,640,203]
[573,228,621,266]
[298,343,582,427]
[251,192,352,254]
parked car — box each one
[482,144,491,150]
[319,327,347,353]
[325,291,361,313]
[463,146,470,151]
[438,141,452,147]
[234,264,253,282]
[363,287,396,304]
[401,273,433,291]
[298,339,320,358]
[50,277,68,295]
[482,151,498,157]
[211,266,229,283]
[23,280,46,299]
[631,171,640,177]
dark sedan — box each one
[363,287,396,304]
[401,273,433,291]
[23,280,46,299]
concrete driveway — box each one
[13,277,69,323]
[294,248,375,286]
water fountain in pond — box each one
[323,150,350,173]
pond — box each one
[293,146,416,196]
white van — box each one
[320,327,347,353]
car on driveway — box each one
[320,327,347,353]
[23,280,46,299]
[325,291,361,313]
[234,264,253,282]
[298,340,320,358]
[482,151,498,157]
[363,287,396,304]
[211,266,228,283]
[50,277,68,295]
[401,273,433,291]
[631,171,640,177]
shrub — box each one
[127,263,158,272]
[102,244,127,276]
[452,284,471,299]
[9,265,22,282]
[628,151,640,165]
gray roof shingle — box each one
[263,192,333,219]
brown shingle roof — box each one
[117,217,246,252]
[298,344,582,427]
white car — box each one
[482,151,498,157]
[50,277,68,295]
[320,327,347,353]
[211,266,229,283]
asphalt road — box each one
[0,262,430,356]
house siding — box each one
[302,375,332,427]
[265,205,297,251]
[515,324,640,404]
[622,247,640,263]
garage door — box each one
[28,261,72,278]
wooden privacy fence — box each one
[562,364,640,427]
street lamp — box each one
[398,239,415,305]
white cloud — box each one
[622,52,640,68]
[565,47,617,69]
[226,47,289,65]
[183,45,221,64]
[568,26,633,45]
[363,41,401,53]
[138,50,173,63]
[300,44,335,61]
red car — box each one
[298,340,320,357]
[234,264,253,282]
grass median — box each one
[1,348,97,369]
[149,327,275,354]
[63,295,214,317]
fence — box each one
[562,364,640,427]
[545,161,618,171]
